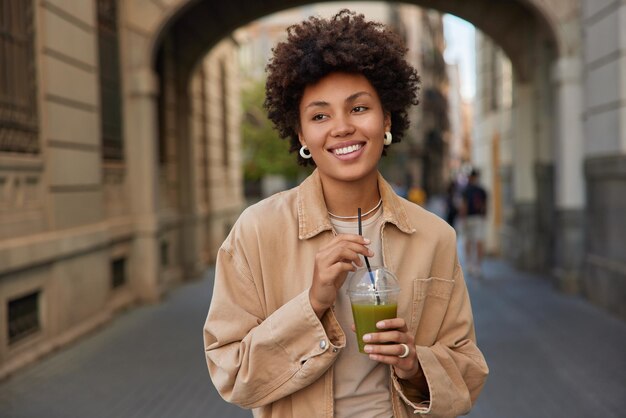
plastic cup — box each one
[347,266,400,353]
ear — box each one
[297,131,306,147]
[383,112,392,133]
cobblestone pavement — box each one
[1,260,625,418]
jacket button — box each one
[319,339,327,350]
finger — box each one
[332,261,358,277]
[368,354,399,366]
[317,237,373,258]
[375,318,408,332]
[320,234,370,251]
[368,353,416,370]
[365,343,416,370]
[319,262,354,281]
[335,234,371,244]
[328,246,370,267]
[362,330,406,344]
[367,349,413,365]
[363,343,412,358]
[351,323,356,333]
[333,240,374,258]
[315,254,358,274]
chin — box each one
[330,166,378,183]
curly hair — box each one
[264,9,420,166]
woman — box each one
[204,10,488,418]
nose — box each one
[330,114,355,137]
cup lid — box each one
[347,266,400,295]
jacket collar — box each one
[297,169,415,240]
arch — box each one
[517,0,565,56]
[141,0,563,84]
[120,0,573,297]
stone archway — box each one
[120,0,580,298]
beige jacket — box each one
[203,170,488,418]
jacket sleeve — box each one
[203,246,346,409]
[392,259,489,417]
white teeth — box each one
[333,144,362,155]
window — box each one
[97,0,124,160]
[160,241,169,267]
[220,61,229,167]
[501,58,513,109]
[0,0,39,153]
[155,37,172,166]
[200,65,210,204]
[8,290,41,344]
[489,47,500,111]
[111,257,126,288]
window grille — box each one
[0,0,39,154]
[97,0,124,160]
[8,290,41,344]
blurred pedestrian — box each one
[460,168,488,277]
[203,10,487,418]
[407,185,427,206]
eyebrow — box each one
[304,91,373,110]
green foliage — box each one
[241,80,307,182]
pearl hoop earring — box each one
[299,145,312,159]
[384,131,393,146]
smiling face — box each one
[298,72,391,186]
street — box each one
[1,260,625,418]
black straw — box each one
[358,208,380,304]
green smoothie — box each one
[351,302,398,353]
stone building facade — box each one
[378,5,452,196]
[0,0,243,379]
[472,0,626,320]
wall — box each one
[581,0,626,319]
[0,1,244,379]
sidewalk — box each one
[466,259,626,417]
[0,268,249,418]
[1,260,625,417]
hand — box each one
[309,234,373,318]
[362,317,420,380]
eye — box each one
[312,113,328,121]
[352,106,368,113]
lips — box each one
[333,143,362,155]
[328,141,366,157]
